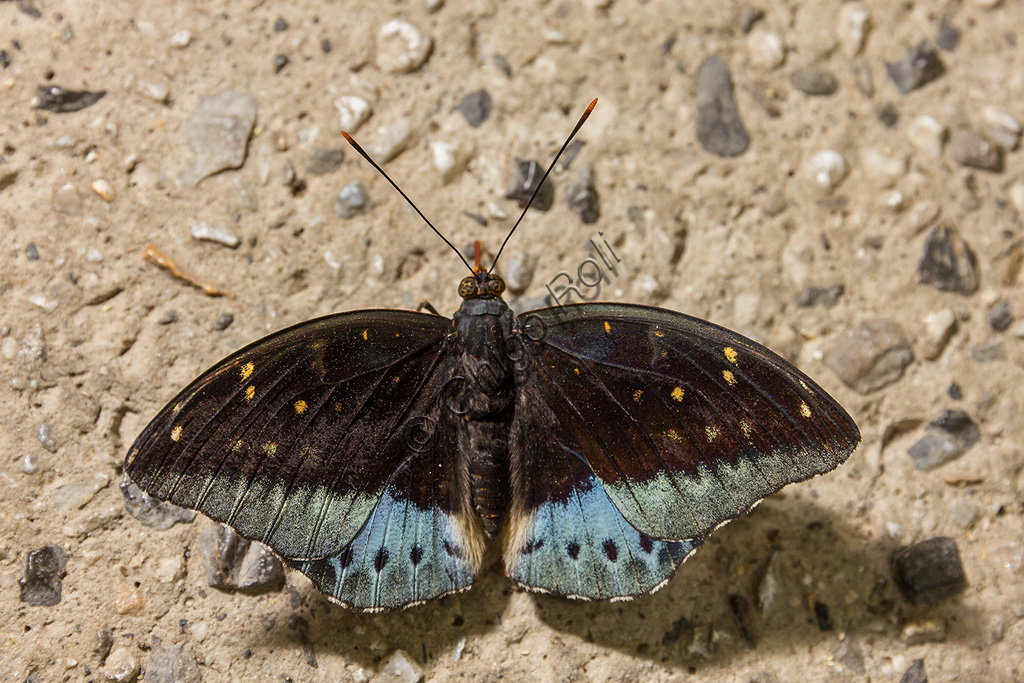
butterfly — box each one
[124,99,860,612]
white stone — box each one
[747,29,785,69]
[907,116,946,158]
[137,80,168,102]
[368,120,412,163]
[837,3,871,56]
[86,249,104,262]
[91,179,115,202]
[99,647,139,683]
[190,222,241,248]
[381,650,423,683]
[972,0,1002,7]
[154,554,186,583]
[861,147,906,181]
[920,309,956,360]
[431,139,473,184]
[170,30,192,47]
[53,183,82,214]
[905,200,940,233]
[982,106,1021,150]
[377,20,433,73]
[1011,182,1024,214]
[878,189,905,212]
[804,150,848,190]
[335,95,372,134]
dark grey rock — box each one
[506,159,554,211]
[738,5,764,34]
[900,659,928,683]
[695,55,749,157]
[937,18,960,52]
[876,101,899,128]
[321,39,332,53]
[159,311,179,325]
[796,284,844,308]
[179,89,258,187]
[556,140,585,171]
[26,243,39,261]
[34,85,106,113]
[120,476,196,530]
[333,180,370,219]
[949,128,1003,172]
[565,164,600,224]
[273,17,288,32]
[988,300,1013,331]
[214,313,234,331]
[661,616,692,646]
[970,341,1006,363]
[493,54,511,77]
[0,50,11,69]
[886,41,944,94]
[145,638,201,683]
[907,410,979,471]
[834,637,865,675]
[19,545,67,606]
[893,537,967,605]
[305,147,345,175]
[790,67,838,96]
[457,90,492,128]
[273,54,290,74]
[828,320,914,393]
[200,522,284,593]
[918,226,979,295]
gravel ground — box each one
[2,1,1022,681]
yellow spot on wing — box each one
[740,420,752,438]
[362,329,368,341]
[654,330,665,338]
[127,448,138,465]
[239,362,254,381]
[665,429,683,443]
[294,400,307,414]
[633,389,643,402]
[170,425,183,442]
[604,321,611,334]
[723,369,737,386]
[574,367,580,376]
[244,385,255,401]
[232,439,244,452]
[800,402,812,418]
[724,347,738,364]
[262,442,277,456]
[333,401,344,412]
[671,386,685,402]
[706,425,720,442]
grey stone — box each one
[37,423,57,452]
[457,90,492,128]
[876,101,899,128]
[738,5,764,34]
[886,41,945,94]
[120,476,196,530]
[51,473,109,511]
[828,320,914,393]
[790,67,838,96]
[937,19,960,51]
[949,128,1003,172]
[565,164,600,224]
[503,251,538,295]
[19,545,67,606]
[900,658,928,683]
[144,638,201,683]
[907,410,979,470]
[918,226,979,294]
[33,85,106,113]
[506,159,554,211]
[970,340,1006,362]
[179,89,258,187]
[333,180,370,219]
[695,55,749,157]
[200,522,284,593]
[305,147,345,175]
[893,537,967,605]
[834,637,865,675]
[214,313,234,331]
[796,284,843,308]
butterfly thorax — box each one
[452,295,516,538]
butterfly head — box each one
[459,267,506,300]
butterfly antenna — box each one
[489,98,598,274]
[341,130,475,274]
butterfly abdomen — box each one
[453,298,517,538]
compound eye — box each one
[458,276,477,299]
[488,277,505,296]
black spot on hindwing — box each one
[409,546,423,565]
[566,541,581,560]
[374,547,389,572]
[603,539,618,562]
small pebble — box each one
[852,60,874,97]
[22,453,40,474]
[53,183,83,214]
[19,545,67,606]
[503,251,538,294]
[833,637,865,675]
[26,243,40,261]
[790,66,838,96]
[886,41,945,94]
[145,639,201,683]
[273,54,289,74]
[762,191,788,217]
[377,20,433,73]
[493,54,511,77]
[90,179,115,202]
[99,647,140,683]
[506,159,554,211]
[334,180,370,219]
[305,147,345,175]
[747,29,785,69]
[565,164,600,224]
[837,3,870,56]
[159,311,179,325]
[738,5,764,34]
[804,150,848,190]
[695,55,749,157]
[827,319,913,393]
[381,650,423,683]
[907,115,946,158]
[34,85,106,113]
[907,410,980,470]
[120,476,196,530]
[321,38,332,53]
[919,309,956,360]
[200,523,284,593]
[948,382,963,400]
[981,106,1021,151]
[949,128,1003,172]
[457,90,492,128]
[273,17,288,32]
[918,226,979,294]
[875,101,899,128]
[86,249,104,262]
[796,283,843,308]
[893,537,967,605]
[906,200,940,233]
[179,89,258,187]
[38,423,57,452]
[900,659,928,683]
[214,313,234,331]
[970,340,1006,363]
[368,120,412,163]
[51,473,110,511]
[170,30,192,48]
[878,189,906,212]
[902,619,947,645]
[235,178,258,211]
[431,139,473,184]
[136,80,169,103]
[950,498,979,528]
[936,19,960,52]
[988,299,1013,331]
[335,95,372,133]
[190,222,240,248]
[861,147,906,181]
